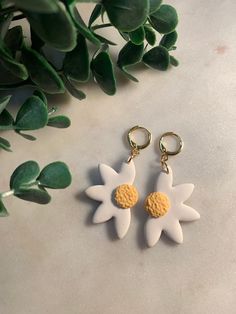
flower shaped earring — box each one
[144,132,200,247]
[86,126,152,239]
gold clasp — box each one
[127,125,152,163]
[159,132,183,173]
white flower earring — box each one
[86,126,152,239]
[144,132,200,247]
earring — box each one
[86,126,152,239]
[144,132,200,247]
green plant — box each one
[0,0,179,98]
[0,0,179,215]
[0,161,72,216]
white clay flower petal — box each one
[114,209,131,239]
[93,203,114,223]
[99,164,118,184]
[119,160,135,184]
[176,204,200,221]
[163,220,183,244]
[145,217,162,247]
[85,185,106,201]
[173,184,194,203]
[155,167,173,194]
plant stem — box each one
[92,23,112,31]
[0,190,14,198]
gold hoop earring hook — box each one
[127,125,152,163]
[159,132,183,173]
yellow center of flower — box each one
[114,184,138,209]
[144,192,171,218]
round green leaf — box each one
[117,41,144,82]
[14,95,48,130]
[159,30,178,49]
[47,116,71,128]
[0,95,11,114]
[103,0,149,32]
[0,37,28,80]
[24,3,77,51]
[149,0,162,14]
[0,200,9,217]
[10,160,40,190]
[91,50,116,95]
[144,25,156,46]
[0,137,12,152]
[62,75,86,100]
[33,90,47,105]
[38,161,72,189]
[14,0,59,13]
[143,45,170,70]
[15,188,51,204]
[63,34,90,82]
[129,26,145,45]
[149,5,178,34]
[170,55,179,66]
[22,46,65,94]
[0,109,14,128]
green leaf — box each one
[144,25,156,46]
[24,3,77,51]
[62,75,86,100]
[89,4,102,27]
[0,13,13,38]
[10,160,40,190]
[129,26,145,45]
[0,37,28,80]
[14,95,48,130]
[15,188,51,204]
[149,0,162,14]
[170,55,179,66]
[149,5,178,34]
[4,26,23,56]
[0,137,12,152]
[0,95,11,114]
[63,34,90,82]
[91,50,116,95]
[22,46,65,94]
[33,90,47,105]
[103,0,149,32]
[143,45,170,70]
[67,4,101,46]
[14,0,59,13]
[38,161,72,189]
[47,116,71,128]
[15,130,37,141]
[0,200,9,217]
[0,109,14,128]
[117,41,144,82]
[159,30,177,49]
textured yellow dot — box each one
[144,192,171,218]
[114,184,138,209]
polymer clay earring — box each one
[144,132,200,247]
[86,126,151,239]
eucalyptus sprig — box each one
[0,160,72,216]
[0,91,71,151]
[0,0,179,99]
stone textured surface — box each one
[0,1,236,313]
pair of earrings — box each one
[86,126,200,247]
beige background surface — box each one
[0,1,236,313]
